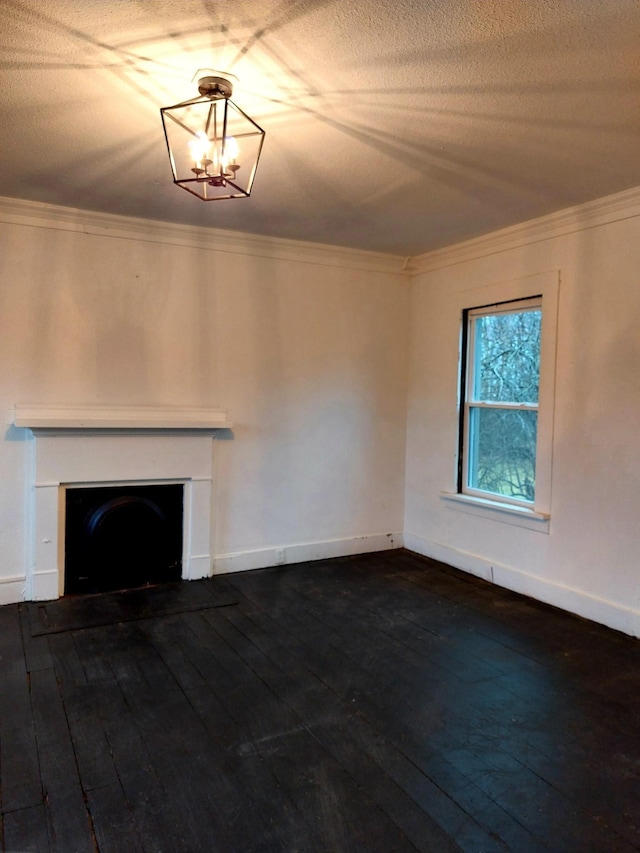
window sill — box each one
[440,492,550,533]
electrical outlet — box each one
[275,548,285,565]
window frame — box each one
[459,296,542,509]
[441,271,559,531]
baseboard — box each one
[212,532,403,575]
[404,532,640,638]
[2,534,403,604]
[30,569,60,602]
[184,554,211,581]
[0,575,26,605]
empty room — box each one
[1,1,639,850]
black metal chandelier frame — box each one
[161,75,266,201]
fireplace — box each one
[65,483,184,594]
[14,404,231,600]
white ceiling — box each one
[1,0,639,256]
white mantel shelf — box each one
[13,404,233,431]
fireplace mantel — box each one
[21,414,222,600]
[14,403,232,431]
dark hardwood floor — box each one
[1,549,640,852]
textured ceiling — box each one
[1,0,639,255]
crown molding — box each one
[407,185,640,275]
[3,185,639,278]
[0,196,406,277]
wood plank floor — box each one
[1,549,640,852]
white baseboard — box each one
[184,553,211,581]
[2,534,403,604]
[404,533,640,638]
[0,575,26,605]
[212,531,403,575]
[30,569,60,602]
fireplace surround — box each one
[15,404,231,600]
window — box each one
[460,297,541,507]
[443,270,558,529]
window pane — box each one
[468,408,537,502]
[472,309,541,403]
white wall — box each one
[0,203,409,603]
[405,191,640,636]
[3,189,639,638]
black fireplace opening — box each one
[64,483,184,595]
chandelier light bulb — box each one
[189,131,211,173]
[224,136,239,166]
[218,136,240,177]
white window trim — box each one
[463,296,541,509]
[441,270,559,532]
[440,491,550,532]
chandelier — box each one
[160,73,265,201]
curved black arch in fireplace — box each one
[64,483,183,595]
